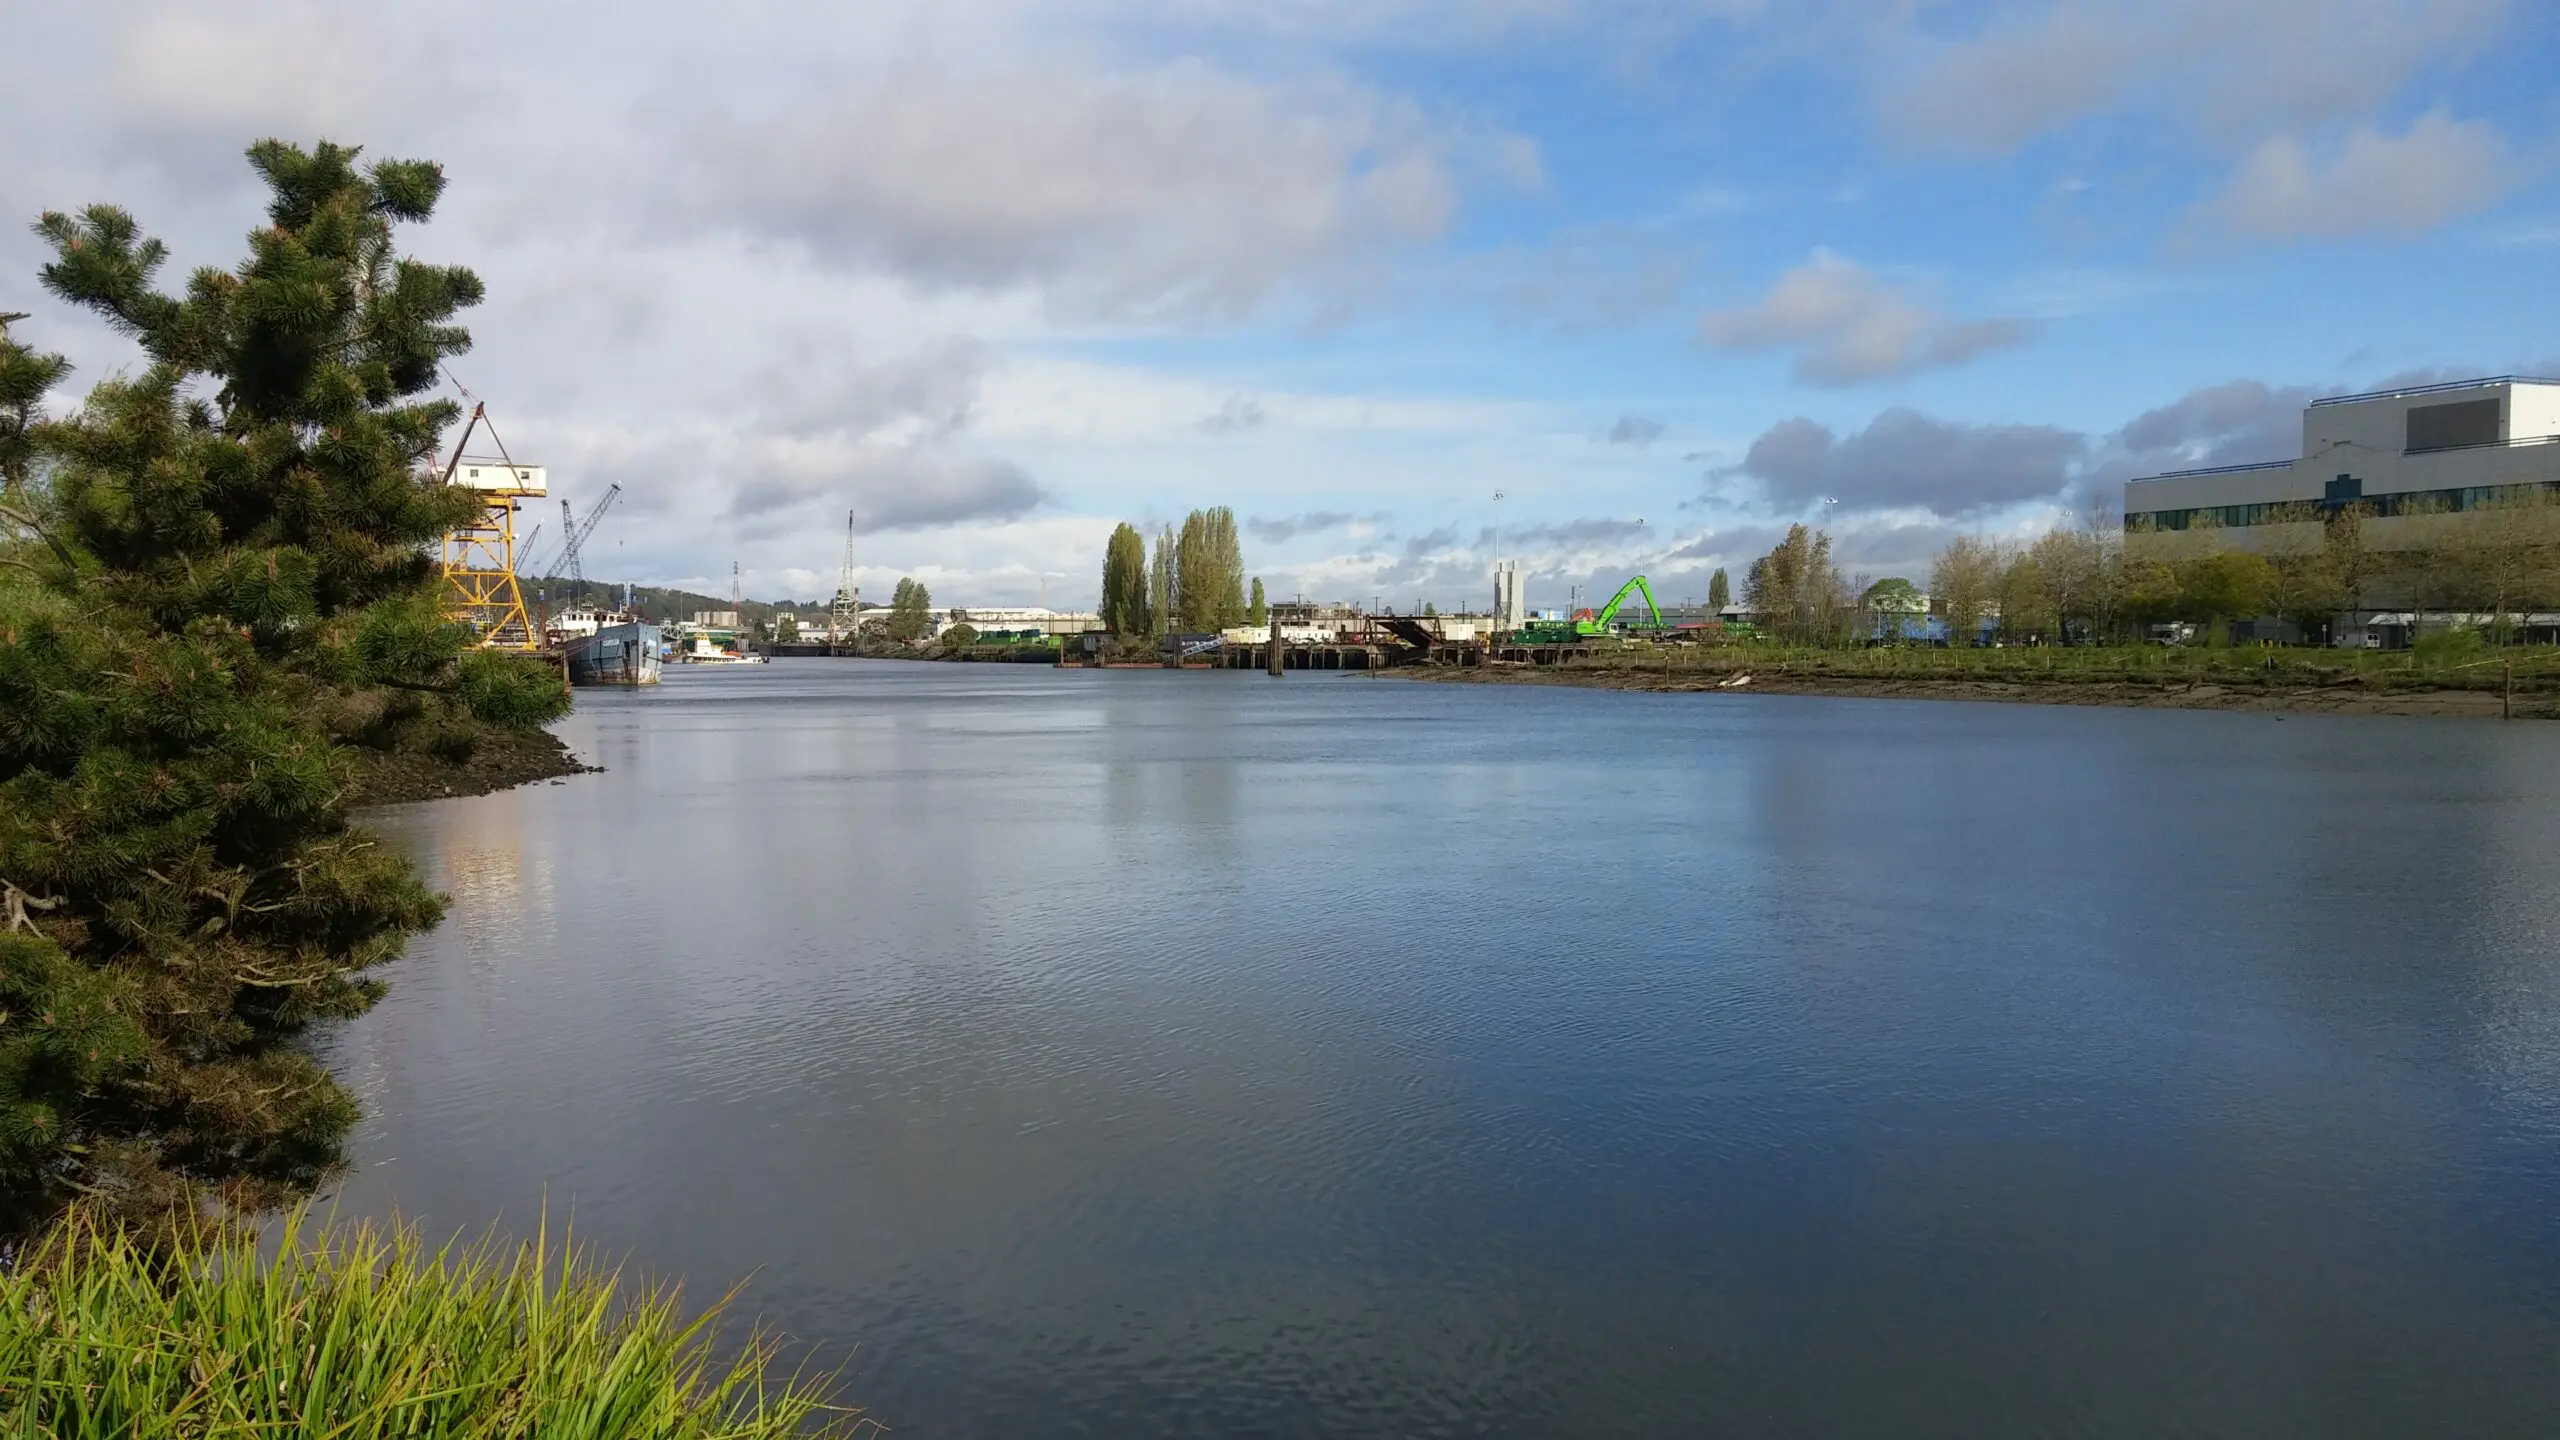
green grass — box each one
[0,1208,866,1439]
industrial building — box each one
[933,607,1102,641]
[2125,375,2560,541]
[2123,376,2560,642]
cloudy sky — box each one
[5,0,2557,611]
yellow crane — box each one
[434,401,543,649]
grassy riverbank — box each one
[1400,643,2560,718]
[0,1209,864,1438]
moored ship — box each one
[564,621,663,686]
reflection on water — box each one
[333,663,2560,1437]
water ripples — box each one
[332,665,2560,1436]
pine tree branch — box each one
[0,501,77,571]
[4,880,65,935]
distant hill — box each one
[519,577,861,629]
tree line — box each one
[1736,487,2560,647]
[1100,507,1266,636]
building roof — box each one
[2305,375,2560,409]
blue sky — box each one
[4,0,2557,611]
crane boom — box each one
[555,484,622,582]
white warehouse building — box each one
[2124,375,2560,537]
[932,607,1102,640]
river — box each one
[331,660,2560,1437]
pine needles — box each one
[0,1207,866,1439]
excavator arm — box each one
[1591,574,1662,629]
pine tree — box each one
[0,141,569,1239]
[0,314,69,497]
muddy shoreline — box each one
[1392,664,2553,719]
[344,725,597,807]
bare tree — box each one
[1997,547,2056,643]
[1744,524,1846,645]
[2438,488,2560,641]
[2027,528,2096,642]
[1930,537,2004,645]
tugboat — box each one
[671,630,766,664]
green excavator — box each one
[1511,574,1665,644]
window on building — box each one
[2407,397,2501,452]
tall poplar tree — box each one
[1171,507,1246,630]
[1707,567,1730,611]
[886,576,933,641]
[1100,521,1148,635]
[1149,525,1176,636]
[1246,577,1266,626]
[0,141,569,1237]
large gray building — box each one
[2122,375,2560,643]
[2124,375,2560,537]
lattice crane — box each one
[550,484,621,583]
[828,509,860,645]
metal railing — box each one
[2404,431,2560,456]
[2307,375,2560,407]
[2140,458,2295,481]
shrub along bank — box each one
[1412,639,2560,717]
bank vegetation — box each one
[1740,489,2560,650]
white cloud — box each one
[970,355,1523,444]
[731,449,1045,533]
[1879,0,2509,154]
[1699,250,2028,386]
[2190,111,2510,240]
[1998,267,2158,321]
[668,59,1514,322]
[111,5,382,133]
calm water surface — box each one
[333,661,2560,1437]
